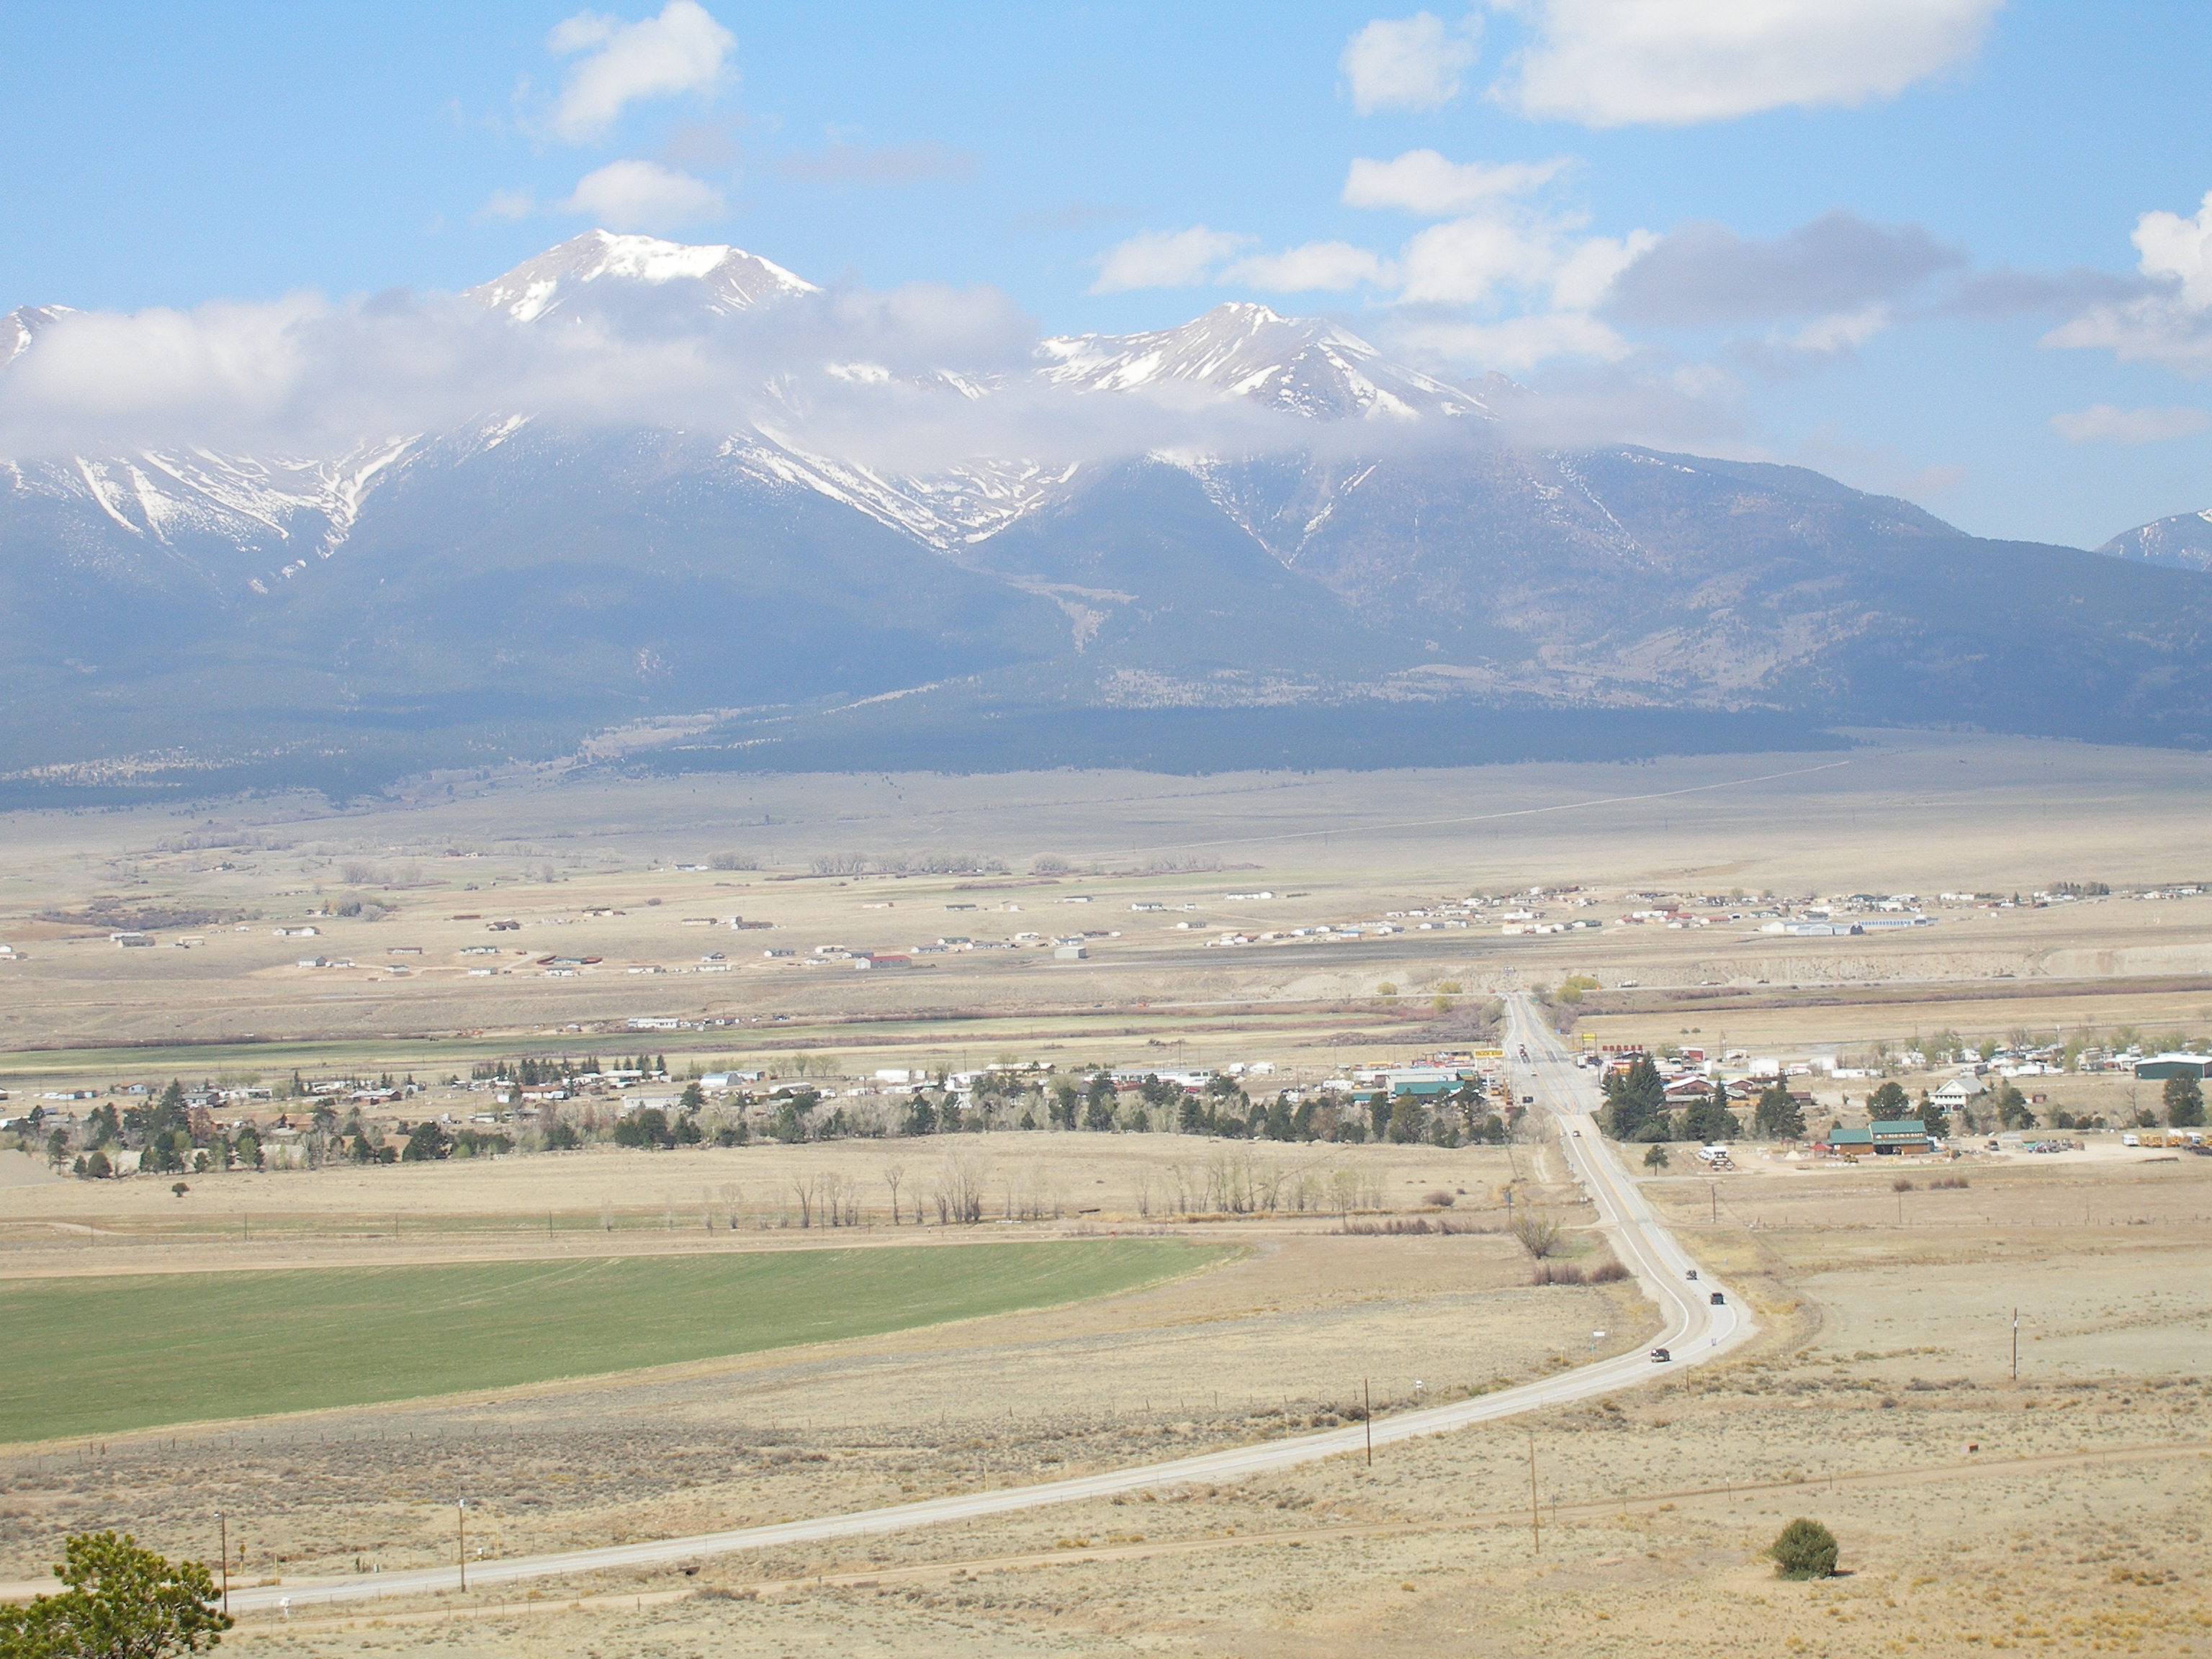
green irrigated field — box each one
[0,1239,1231,1444]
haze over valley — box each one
[9,7,2212,1659]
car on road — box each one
[1709,1291,1725,1305]
[1650,1347,1671,1363]
[1685,1269,1698,1280]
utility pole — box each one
[457,1498,467,1593]
[1363,1379,1373,1467]
[2011,1308,2019,1381]
[1710,1184,1718,1223]
[1528,1437,1541,1555]
[215,1512,228,1618]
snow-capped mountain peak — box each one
[1039,302,1488,423]
[464,228,819,323]
[1,304,76,369]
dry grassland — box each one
[0,1134,1557,1249]
[3,732,2212,1085]
[12,1146,2212,1654]
[9,737,2212,1653]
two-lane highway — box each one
[218,996,1751,1615]
[1507,995,1748,1361]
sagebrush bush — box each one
[1769,1517,1840,1580]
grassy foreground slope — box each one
[0,1240,1230,1444]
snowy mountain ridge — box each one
[2100,507,2212,573]
[0,232,1496,584]
[1040,301,1488,423]
[462,229,819,323]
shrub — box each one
[1892,1177,1916,1192]
[1510,1213,1563,1259]
[1589,1259,1629,1282]
[1930,1174,1969,1190]
[1342,1217,1466,1236]
[1530,1261,1587,1285]
[1420,1189,1455,1208]
[1769,1518,1840,1581]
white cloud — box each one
[1089,227,1253,293]
[1548,229,1657,311]
[0,279,1334,479]
[560,160,726,229]
[1341,150,1566,216]
[2134,191,2212,307]
[2041,302,2212,374]
[2046,192,2212,376]
[2049,404,2211,444]
[1396,212,1563,307]
[549,0,735,143]
[1221,242,1392,292]
[1341,12,1480,114]
[1497,0,2003,128]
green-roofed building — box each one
[1821,1119,1930,1156]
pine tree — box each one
[1753,1083,1805,1140]
[2165,1073,2206,1128]
[1606,1056,1665,1138]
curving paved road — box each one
[224,995,1752,1614]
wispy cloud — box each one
[1089,227,1254,294]
[1340,12,1480,114]
[2050,403,2211,444]
[547,0,736,143]
[1495,0,2004,128]
[775,139,976,185]
[1342,150,1568,216]
[472,188,538,225]
[1220,243,1393,293]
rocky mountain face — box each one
[2100,509,2212,573]
[4,230,2211,798]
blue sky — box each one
[3,1,2208,547]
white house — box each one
[1930,1074,1987,1111]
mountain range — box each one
[4,228,2211,801]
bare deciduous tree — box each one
[1511,1212,1563,1259]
